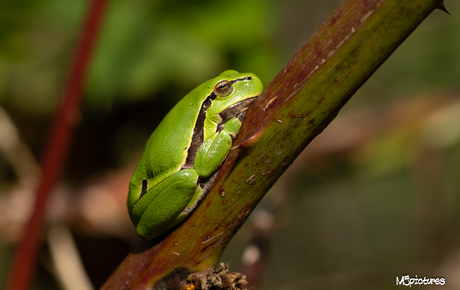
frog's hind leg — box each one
[134,169,199,239]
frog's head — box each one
[203,70,263,127]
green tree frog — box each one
[128,70,263,239]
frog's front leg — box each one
[195,117,242,178]
[132,169,201,239]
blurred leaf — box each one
[86,0,278,107]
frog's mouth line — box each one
[218,96,258,125]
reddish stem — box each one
[6,1,109,289]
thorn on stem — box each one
[436,2,450,15]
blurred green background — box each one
[1,0,460,289]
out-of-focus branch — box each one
[6,1,109,289]
[0,107,39,185]
[48,226,94,290]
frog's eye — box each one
[140,179,148,198]
[214,80,233,97]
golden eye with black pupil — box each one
[140,179,148,198]
[203,99,212,110]
[214,80,233,97]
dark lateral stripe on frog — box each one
[181,92,217,170]
[230,75,253,84]
[181,76,253,170]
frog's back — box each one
[132,83,209,188]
